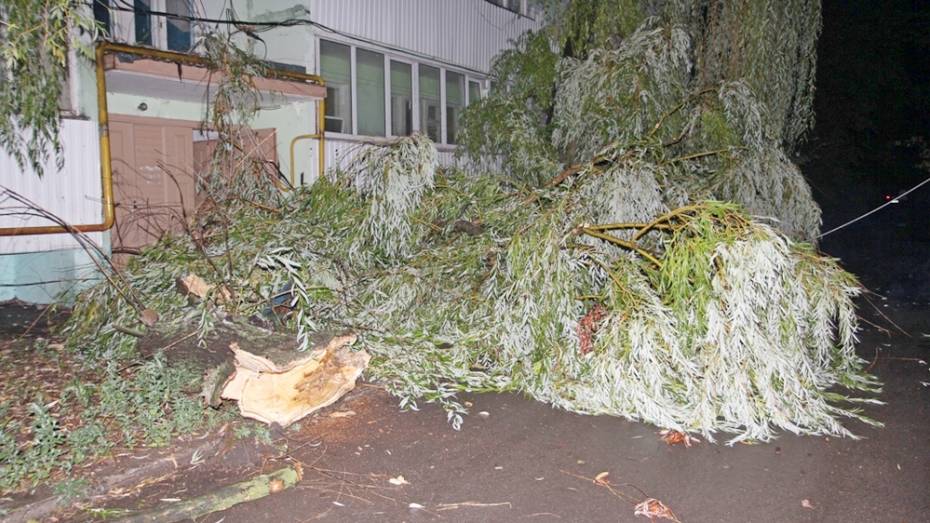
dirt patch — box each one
[0,335,97,446]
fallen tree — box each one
[63,135,880,443]
[56,0,881,446]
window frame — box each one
[315,35,487,146]
[318,39,354,134]
[388,56,417,138]
[101,0,198,51]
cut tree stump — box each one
[142,321,369,427]
[221,334,369,426]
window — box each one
[134,0,152,45]
[320,40,352,133]
[391,61,413,136]
[357,49,386,136]
[468,80,481,105]
[93,0,111,35]
[445,71,465,144]
[318,39,485,143]
[419,65,441,142]
[165,0,192,51]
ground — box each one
[1,220,929,521]
[138,303,930,522]
[2,148,929,522]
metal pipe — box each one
[319,98,326,182]
[289,99,327,187]
[0,43,115,236]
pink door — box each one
[109,117,195,259]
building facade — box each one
[0,0,543,303]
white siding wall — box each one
[0,119,104,254]
[307,0,541,74]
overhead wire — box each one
[818,175,930,238]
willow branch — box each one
[580,228,662,268]
[584,222,673,232]
[631,204,706,241]
[666,147,736,164]
[648,88,715,139]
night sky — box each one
[808,0,930,181]
[809,0,930,300]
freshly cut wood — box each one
[116,465,301,523]
[176,273,212,300]
[221,334,369,426]
[176,273,232,303]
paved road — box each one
[214,300,929,522]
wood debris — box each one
[221,334,369,426]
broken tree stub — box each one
[220,334,369,426]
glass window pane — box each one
[356,49,385,136]
[391,61,413,136]
[419,65,440,142]
[134,0,152,46]
[166,0,192,52]
[468,80,481,105]
[320,40,352,133]
[93,0,111,35]
[445,71,465,144]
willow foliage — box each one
[64,135,879,443]
[0,0,97,174]
[459,0,824,242]
[60,2,878,445]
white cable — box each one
[818,175,930,238]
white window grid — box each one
[315,35,488,145]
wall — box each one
[106,93,318,184]
[250,100,319,185]
[0,249,103,304]
[245,0,316,70]
[306,0,541,74]
[0,119,106,303]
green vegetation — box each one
[0,0,97,174]
[1,0,880,495]
[0,357,219,491]
[56,136,878,446]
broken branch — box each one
[115,465,301,523]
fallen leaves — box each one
[659,430,700,447]
[388,475,410,486]
[577,304,608,355]
[634,498,679,521]
[561,470,680,523]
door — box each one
[109,116,195,258]
[193,128,280,190]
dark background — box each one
[804,0,930,302]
